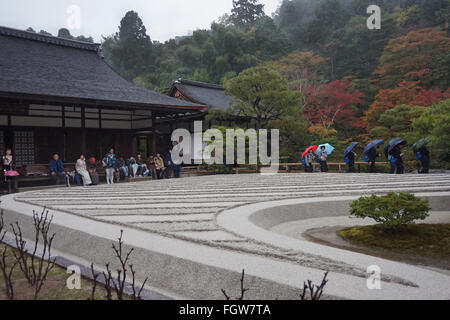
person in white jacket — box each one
[76,154,92,186]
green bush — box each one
[349,193,430,230]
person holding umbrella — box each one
[384,145,395,174]
[417,146,430,174]
[304,148,315,173]
[369,150,378,172]
[302,146,317,173]
[364,140,384,173]
[368,147,379,173]
[413,138,430,174]
[388,138,407,174]
[344,142,358,173]
[315,143,334,173]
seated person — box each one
[75,154,92,186]
[87,157,99,185]
[129,156,137,177]
[135,153,149,177]
[154,153,166,179]
[50,153,69,186]
[115,155,129,180]
[147,155,157,179]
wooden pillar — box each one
[169,119,174,135]
[132,135,138,156]
[81,107,86,155]
[62,106,66,160]
[151,114,157,155]
[61,106,66,128]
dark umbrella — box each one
[364,140,384,155]
[387,138,407,153]
[412,138,430,151]
[343,142,358,158]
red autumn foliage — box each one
[364,80,450,129]
[297,80,365,130]
[372,29,450,89]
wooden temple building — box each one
[162,78,251,137]
[0,26,206,165]
[168,78,233,111]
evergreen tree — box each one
[103,11,153,80]
[231,0,265,29]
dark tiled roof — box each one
[173,78,234,110]
[0,26,205,111]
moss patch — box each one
[338,224,450,260]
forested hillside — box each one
[100,0,449,92]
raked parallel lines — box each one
[14,173,450,284]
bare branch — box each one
[221,269,249,300]
[10,208,56,299]
[102,263,113,300]
[0,210,17,300]
[89,263,100,300]
[221,288,230,300]
[97,230,148,300]
[300,272,329,300]
[237,269,249,300]
[130,264,148,300]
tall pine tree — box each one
[231,0,265,30]
[103,11,153,80]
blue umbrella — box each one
[315,143,335,156]
[364,140,384,155]
[387,137,407,153]
[343,142,358,158]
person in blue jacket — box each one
[417,146,430,174]
[389,144,404,174]
[346,150,356,173]
[50,153,69,186]
[102,148,117,184]
[384,145,395,174]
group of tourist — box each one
[362,139,430,174]
[49,147,181,187]
[303,145,329,173]
[0,137,433,193]
[301,139,431,174]
[1,144,181,192]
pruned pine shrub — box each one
[349,193,430,230]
